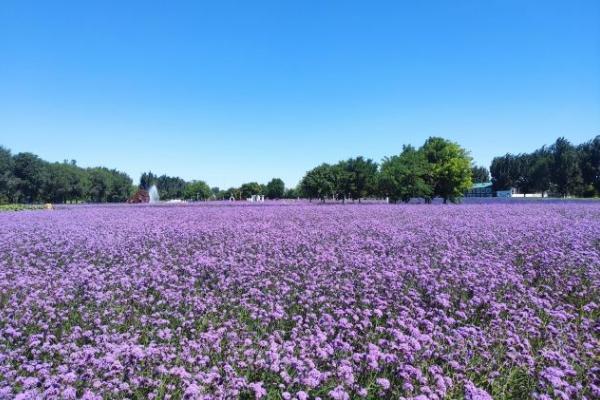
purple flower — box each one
[248,382,267,399]
[464,380,492,400]
[376,378,390,390]
[328,386,349,400]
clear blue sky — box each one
[1,1,599,188]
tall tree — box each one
[530,146,552,196]
[512,153,536,195]
[470,165,490,183]
[299,163,335,202]
[490,154,520,191]
[577,135,600,196]
[107,170,133,202]
[0,146,15,203]
[344,157,378,202]
[265,178,285,199]
[87,168,111,203]
[12,152,49,203]
[45,163,72,203]
[239,182,263,199]
[421,137,472,203]
[378,145,432,203]
[550,137,582,197]
[183,180,212,200]
[330,161,353,202]
[223,187,240,200]
[284,187,298,199]
[139,171,158,190]
[155,175,187,200]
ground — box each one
[0,201,598,399]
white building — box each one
[247,194,264,202]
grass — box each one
[0,204,46,212]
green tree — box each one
[265,178,285,199]
[87,168,111,203]
[490,154,520,191]
[577,136,600,196]
[183,180,212,200]
[421,137,472,203]
[139,171,158,190]
[223,187,240,200]
[378,145,432,203]
[284,187,298,199]
[330,162,353,202]
[299,163,336,202]
[530,147,552,196]
[550,137,582,197]
[470,165,490,183]
[45,163,72,203]
[512,153,536,196]
[239,182,263,199]
[343,157,378,201]
[156,175,187,200]
[107,170,133,202]
[12,152,49,203]
[0,146,15,204]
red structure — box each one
[127,189,150,203]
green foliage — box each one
[378,145,432,203]
[283,187,298,199]
[299,163,336,201]
[471,165,490,183]
[530,146,552,195]
[2,134,598,205]
[265,178,285,199]
[491,136,597,197]
[223,187,240,200]
[139,171,157,190]
[156,175,187,200]
[0,146,135,204]
[12,152,49,203]
[0,146,15,204]
[421,137,472,203]
[239,182,263,199]
[299,158,378,203]
[87,167,132,203]
[344,157,378,201]
[0,204,45,212]
[550,137,582,197]
[299,137,473,204]
[578,136,600,195]
[490,154,518,191]
[183,180,212,200]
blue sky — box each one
[1,1,599,188]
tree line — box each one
[0,147,132,204]
[299,137,475,203]
[490,136,600,197]
[138,171,295,201]
[0,145,297,204]
[1,135,597,204]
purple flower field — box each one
[0,202,598,400]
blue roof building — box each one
[465,182,493,197]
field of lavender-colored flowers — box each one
[0,202,598,400]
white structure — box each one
[247,194,264,202]
[497,188,545,198]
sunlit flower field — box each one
[0,202,598,400]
